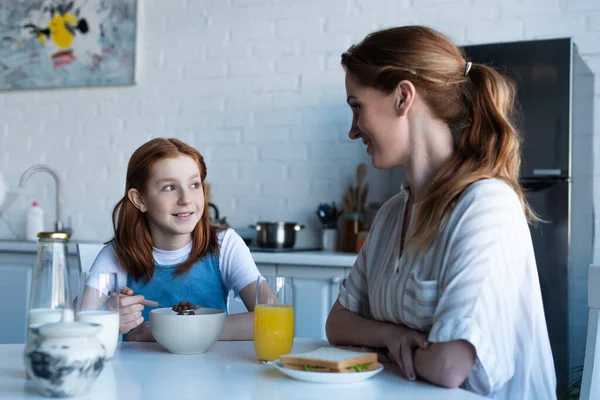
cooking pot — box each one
[249,222,305,249]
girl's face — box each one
[130,155,204,247]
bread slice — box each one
[280,347,378,373]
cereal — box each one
[172,301,201,314]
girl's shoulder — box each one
[89,241,124,275]
[217,228,247,252]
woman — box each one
[326,26,556,400]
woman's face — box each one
[345,73,411,169]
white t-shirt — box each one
[339,179,556,399]
[88,229,260,298]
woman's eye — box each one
[163,185,176,192]
[350,103,361,110]
[191,182,201,189]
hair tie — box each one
[464,61,472,77]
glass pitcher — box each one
[26,232,73,344]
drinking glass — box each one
[254,275,294,363]
[76,272,120,359]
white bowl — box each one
[150,308,226,355]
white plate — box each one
[273,360,384,384]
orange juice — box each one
[254,304,294,361]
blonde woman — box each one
[326,26,556,400]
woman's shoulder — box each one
[451,178,526,225]
[378,186,410,215]
[458,178,521,207]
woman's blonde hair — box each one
[341,26,536,250]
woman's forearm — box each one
[326,301,390,348]
[414,340,476,388]
[220,312,254,341]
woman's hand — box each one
[382,323,430,381]
[118,291,145,334]
[125,321,154,342]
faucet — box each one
[19,165,63,232]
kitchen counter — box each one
[251,250,356,267]
[0,339,484,400]
[0,239,90,255]
[0,240,358,267]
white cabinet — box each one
[0,251,79,344]
[0,256,33,344]
[227,263,351,341]
[278,265,349,341]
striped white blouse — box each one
[338,178,557,399]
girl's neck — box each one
[150,231,193,251]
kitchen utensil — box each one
[354,164,367,207]
[356,163,367,188]
[316,202,340,229]
[358,184,369,212]
[249,222,305,249]
[204,183,211,202]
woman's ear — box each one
[395,80,416,117]
[127,188,147,212]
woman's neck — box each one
[405,119,454,203]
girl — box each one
[87,138,274,341]
[326,26,556,399]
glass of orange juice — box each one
[254,275,294,363]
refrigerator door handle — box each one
[520,176,571,192]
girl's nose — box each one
[178,189,191,204]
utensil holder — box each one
[321,228,338,252]
[341,212,364,253]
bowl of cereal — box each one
[150,306,226,355]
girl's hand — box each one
[118,290,145,334]
[125,321,154,342]
[382,324,430,381]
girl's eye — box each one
[191,182,201,189]
[350,103,361,110]
[163,185,176,192]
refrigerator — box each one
[464,38,595,399]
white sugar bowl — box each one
[24,319,106,397]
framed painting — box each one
[0,0,137,91]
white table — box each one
[0,339,485,399]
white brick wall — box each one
[1,0,599,385]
